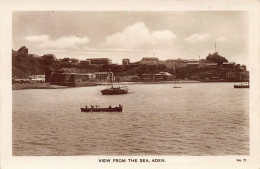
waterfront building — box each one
[226,71,237,80]
[122,75,140,82]
[122,58,130,65]
[93,72,110,81]
[46,69,96,86]
[142,74,153,81]
[159,72,175,80]
[87,58,112,65]
[50,72,97,87]
[29,75,45,82]
[154,74,163,81]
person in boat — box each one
[109,105,112,108]
[119,104,122,108]
[91,105,94,108]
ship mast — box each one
[111,71,114,88]
[215,41,217,53]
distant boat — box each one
[173,64,181,88]
[234,82,249,88]
[173,80,181,88]
[101,71,128,95]
[234,73,249,88]
[81,105,123,112]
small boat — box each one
[101,87,128,95]
[234,73,249,88]
[234,82,249,88]
[81,104,123,112]
[101,70,128,95]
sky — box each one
[13,11,249,65]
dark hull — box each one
[234,85,249,88]
[101,88,128,95]
[81,107,122,112]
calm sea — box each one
[12,83,249,156]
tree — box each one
[71,58,79,63]
[62,58,71,62]
[157,64,166,71]
[206,53,228,65]
[241,65,247,71]
[40,54,56,67]
[41,54,56,62]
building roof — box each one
[87,58,110,60]
[159,72,172,76]
[142,57,159,61]
[223,62,235,65]
[93,72,109,74]
[206,63,218,66]
[187,62,199,65]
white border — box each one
[1,1,259,169]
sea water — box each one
[12,83,249,155]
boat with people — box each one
[81,104,123,112]
[101,70,128,95]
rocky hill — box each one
[12,46,53,78]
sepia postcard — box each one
[0,0,260,169]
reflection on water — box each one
[12,83,249,155]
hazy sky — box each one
[13,11,248,65]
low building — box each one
[93,72,110,81]
[122,75,140,82]
[222,62,235,69]
[225,71,237,80]
[80,60,91,67]
[122,58,130,65]
[187,62,199,69]
[50,72,97,87]
[139,57,159,65]
[142,74,153,81]
[87,58,112,65]
[154,74,163,81]
[12,78,30,84]
[165,59,189,69]
[29,75,45,82]
[159,72,175,80]
[46,69,96,86]
[205,63,218,68]
[158,60,165,65]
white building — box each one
[29,75,45,82]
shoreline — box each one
[12,83,72,90]
[12,81,247,90]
